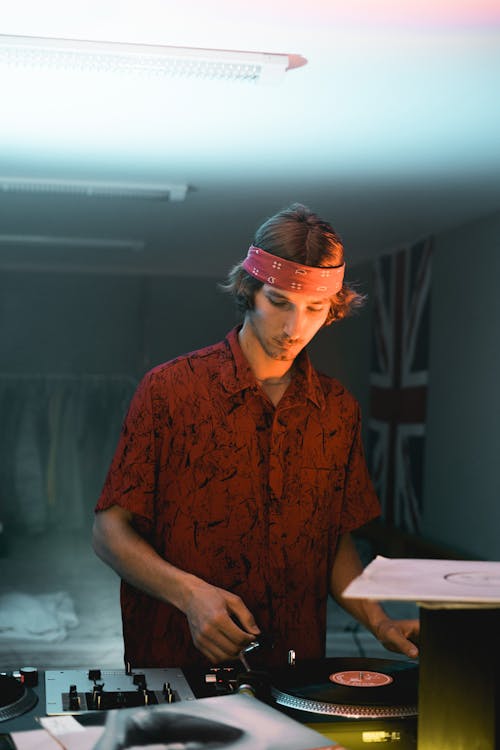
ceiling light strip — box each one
[0,177,188,201]
[0,34,303,84]
[0,234,144,252]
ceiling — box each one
[1,0,500,278]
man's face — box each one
[246,284,330,362]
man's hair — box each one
[222,203,365,325]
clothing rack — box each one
[0,375,137,534]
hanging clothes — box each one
[0,375,137,534]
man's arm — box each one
[329,532,419,659]
[92,505,260,664]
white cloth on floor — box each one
[0,591,79,641]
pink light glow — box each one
[227,0,500,29]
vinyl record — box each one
[270,657,418,719]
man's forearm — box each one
[329,531,389,634]
[92,506,198,613]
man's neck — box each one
[238,321,295,383]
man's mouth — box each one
[275,338,299,348]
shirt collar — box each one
[220,327,325,409]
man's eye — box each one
[269,298,287,307]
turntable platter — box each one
[0,674,38,722]
[271,657,418,719]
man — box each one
[93,203,419,670]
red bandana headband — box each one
[242,245,345,296]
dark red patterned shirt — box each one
[96,327,380,669]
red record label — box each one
[329,670,394,688]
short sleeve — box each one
[95,372,157,523]
[339,403,381,533]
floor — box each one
[0,528,417,671]
[0,528,124,670]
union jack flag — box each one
[367,237,433,534]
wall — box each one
[0,272,236,378]
[422,209,500,560]
[308,261,374,425]
[0,272,144,377]
[143,276,237,370]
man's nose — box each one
[282,308,303,339]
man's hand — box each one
[372,617,419,659]
[182,578,261,664]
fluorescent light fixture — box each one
[0,34,306,84]
[0,234,145,252]
[0,177,189,202]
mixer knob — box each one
[20,667,38,687]
[162,682,174,703]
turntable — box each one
[269,657,418,750]
[0,673,38,723]
[270,657,417,719]
[193,655,418,748]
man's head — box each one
[223,203,364,326]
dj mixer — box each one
[44,667,196,714]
